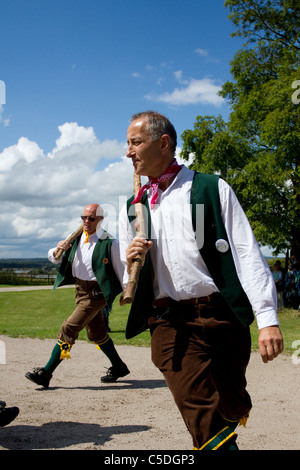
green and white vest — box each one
[52,231,122,310]
[125,172,254,339]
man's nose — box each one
[126,143,134,158]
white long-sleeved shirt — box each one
[48,227,125,287]
[119,165,279,330]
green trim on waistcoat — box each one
[92,236,122,310]
[52,231,122,310]
[124,172,253,339]
[191,172,253,327]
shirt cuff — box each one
[48,248,61,264]
[255,308,280,330]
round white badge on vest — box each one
[215,239,229,253]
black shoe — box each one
[25,367,52,389]
[101,363,130,383]
[0,401,19,427]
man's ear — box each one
[160,134,170,153]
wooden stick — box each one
[54,223,84,260]
[122,173,147,304]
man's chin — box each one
[134,167,146,176]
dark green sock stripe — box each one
[97,337,124,367]
[197,427,237,450]
[43,343,62,374]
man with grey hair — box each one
[26,203,129,388]
[120,111,283,450]
[130,111,178,156]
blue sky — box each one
[0,0,273,258]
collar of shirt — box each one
[147,165,188,205]
[80,227,103,245]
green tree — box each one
[181,0,300,258]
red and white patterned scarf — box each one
[131,159,183,209]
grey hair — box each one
[130,111,177,156]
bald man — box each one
[25,204,129,388]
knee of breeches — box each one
[59,320,80,344]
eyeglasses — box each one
[81,215,100,222]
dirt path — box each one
[0,335,299,450]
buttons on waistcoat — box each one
[215,239,229,253]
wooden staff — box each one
[54,223,84,260]
[122,173,147,304]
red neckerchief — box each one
[131,159,183,209]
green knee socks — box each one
[43,341,72,374]
[97,335,124,368]
[43,343,63,374]
[43,336,123,375]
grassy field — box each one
[0,288,149,347]
[0,287,299,353]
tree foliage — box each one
[180,0,300,257]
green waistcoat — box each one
[125,171,254,339]
[52,231,122,310]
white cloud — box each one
[174,70,186,84]
[194,48,219,64]
[145,74,224,107]
[49,122,96,156]
[0,122,135,256]
[0,121,203,257]
[0,122,272,259]
[0,137,43,172]
[176,146,195,167]
[195,48,209,57]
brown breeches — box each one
[149,295,252,449]
[58,279,107,345]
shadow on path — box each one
[47,379,167,391]
[0,421,150,450]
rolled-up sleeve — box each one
[48,248,62,264]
